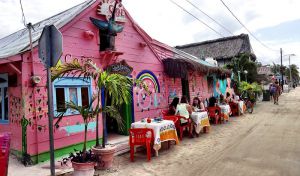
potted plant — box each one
[56,100,98,176]
[52,59,142,170]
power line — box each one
[19,0,27,27]
[219,0,278,52]
[169,0,225,38]
[185,0,234,36]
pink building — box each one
[0,0,230,164]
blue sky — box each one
[255,19,300,43]
[0,0,299,67]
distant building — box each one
[175,34,256,67]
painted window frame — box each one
[0,73,8,124]
[53,77,93,117]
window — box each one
[53,77,92,116]
[0,74,8,123]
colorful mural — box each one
[214,78,234,97]
[59,121,96,136]
[136,70,161,111]
[214,79,227,97]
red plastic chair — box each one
[161,109,169,117]
[174,115,192,140]
[163,115,178,124]
[129,128,154,162]
[0,133,10,176]
[207,107,220,124]
[229,102,239,116]
[216,106,225,123]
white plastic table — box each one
[191,111,210,134]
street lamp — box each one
[237,70,241,83]
[244,70,248,82]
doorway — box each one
[104,89,133,137]
[181,78,190,101]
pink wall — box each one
[0,63,23,152]
[188,72,212,101]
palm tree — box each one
[52,59,134,148]
[55,99,98,161]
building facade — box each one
[0,0,231,163]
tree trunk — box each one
[95,90,101,147]
[102,90,108,148]
[83,122,88,161]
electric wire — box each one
[219,0,278,52]
[185,0,234,36]
[19,0,27,27]
[169,0,225,37]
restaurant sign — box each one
[257,66,272,75]
[107,60,133,76]
[97,0,126,22]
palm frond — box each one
[103,106,125,132]
[51,59,100,81]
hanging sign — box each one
[107,60,133,76]
[97,0,126,22]
[257,66,271,75]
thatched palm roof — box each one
[175,33,256,61]
[150,39,231,79]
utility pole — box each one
[280,48,284,90]
[289,55,292,85]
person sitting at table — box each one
[192,97,205,112]
[225,92,233,103]
[208,96,217,107]
[168,97,179,115]
[176,95,193,120]
[176,95,193,137]
[219,94,226,104]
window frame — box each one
[0,73,8,124]
[53,77,92,117]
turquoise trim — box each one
[52,77,92,116]
[59,121,96,136]
[0,73,8,122]
[0,120,9,124]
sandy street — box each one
[7,88,300,176]
[96,88,300,176]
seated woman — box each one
[219,94,226,104]
[176,96,194,137]
[208,96,217,107]
[168,97,179,115]
[225,92,233,103]
[192,97,205,112]
[176,95,193,121]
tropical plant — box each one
[52,59,146,149]
[285,64,299,82]
[225,54,258,83]
[238,81,263,100]
[55,98,98,162]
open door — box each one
[105,89,133,136]
[181,78,190,101]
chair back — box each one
[207,107,218,117]
[161,109,169,117]
[163,116,178,124]
[129,128,154,146]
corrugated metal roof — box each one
[0,0,95,59]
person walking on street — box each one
[270,81,280,105]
